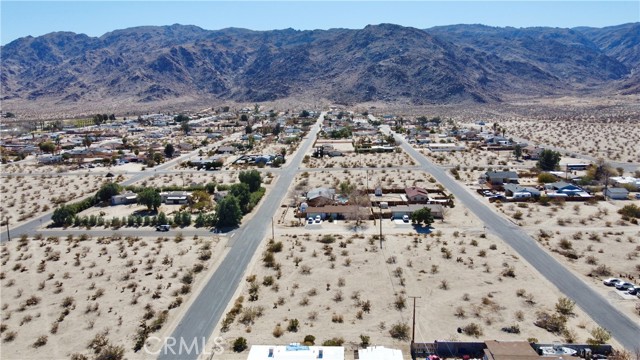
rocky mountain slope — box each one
[1,23,638,108]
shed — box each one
[604,187,629,200]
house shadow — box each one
[413,224,433,234]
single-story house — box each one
[38,155,63,164]
[216,146,236,154]
[503,184,541,198]
[306,187,335,207]
[161,191,190,205]
[611,176,640,190]
[405,186,430,203]
[304,205,362,220]
[247,344,344,360]
[111,192,138,205]
[604,187,629,200]
[485,171,519,188]
[389,204,444,219]
[544,182,583,195]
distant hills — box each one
[1,23,638,108]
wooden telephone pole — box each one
[409,295,421,360]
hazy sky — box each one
[2,1,639,45]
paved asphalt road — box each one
[391,129,640,350]
[157,113,324,359]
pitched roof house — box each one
[404,186,430,203]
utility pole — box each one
[409,296,421,347]
[5,220,10,241]
[379,211,383,249]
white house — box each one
[358,346,403,360]
[160,191,190,205]
[111,192,138,205]
[247,344,344,360]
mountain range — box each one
[1,23,638,109]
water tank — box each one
[300,202,308,212]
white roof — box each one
[247,344,344,360]
[358,346,404,360]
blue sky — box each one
[1,1,639,45]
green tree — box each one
[82,135,92,149]
[39,141,56,154]
[164,143,175,158]
[181,120,191,135]
[51,205,73,227]
[190,190,212,212]
[93,114,104,125]
[240,114,249,123]
[300,110,310,118]
[513,144,523,161]
[216,195,242,228]
[137,188,161,211]
[96,182,121,203]
[411,207,434,227]
[230,183,251,213]
[238,170,262,192]
[157,212,168,225]
[174,114,190,122]
[205,182,217,194]
[537,150,561,171]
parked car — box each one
[402,215,410,223]
[615,282,635,291]
[156,224,170,232]
[603,278,621,286]
[626,286,640,295]
[315,215,321,223]
[488,195,507,202]
[307,218,314,224]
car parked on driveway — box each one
[603,278,621,286]
[156,224,170,232]
[626,286,640,295]
[615,282,635,291]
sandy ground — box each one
[205,168,618,357]
[212,199,608,357]
[0,233,228,360]
[0,160,130,228]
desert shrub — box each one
[319,235,335,244]
[590,264,612,277]
[233,337,248,352]
[287,319,299,332]
[534,311,567,334]
[360,334,370,347]
[33,335,48,348]
[95,344,125,360]
[501,324,520,334]
[272,324,283,338]
[303,335,315,345]
[555,297,575,315]
[394,295,406,310]
[558,238,573,250]
[501,266,516,278]
[389,322,410,340]
[322,337,344,346]
[268,241,283,253]
[587,326,611,345]
[463,323,484,337]
[618,204,640,219]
